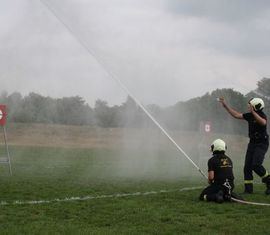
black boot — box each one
[244,184,253,194]
[262,175,270,195]
[265,185,270,195]
[215,190,224,203]
[231,192,244,201]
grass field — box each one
[1,123,270,234]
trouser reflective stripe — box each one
[244,180,253,184]
[262,171,269,179]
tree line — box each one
[1,78,270,136]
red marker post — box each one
[0,104,12,175]
[0,105,7,126]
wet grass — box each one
[0,145,270,234]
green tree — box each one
[56,96,93,125]
[255,78,270,97]
[94,99,117,127]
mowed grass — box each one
[1,124,270,234]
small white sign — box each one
[205,123,211,133]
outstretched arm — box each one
[218,97,243,119]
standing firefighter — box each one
[199,139,235,203]
[219,97,270,194]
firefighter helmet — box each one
[249,98,264,111]
[211,139,227,153]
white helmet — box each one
[249,98,264,111]
[211,139,227,153]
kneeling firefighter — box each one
[199,139,242,203]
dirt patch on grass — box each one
[2,123,248,152]
[4,123,123,148]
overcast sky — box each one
[1,0,270,107]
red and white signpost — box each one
[204,121,211,134]
[0,105,12,175]
[198,121,212,168]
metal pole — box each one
[3,126,12,175]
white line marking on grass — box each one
[0,186,203,206]
[45,166,70,169]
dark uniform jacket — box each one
[243,111,269,143]
[208,153,234,185]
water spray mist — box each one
[39,0,207,180]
